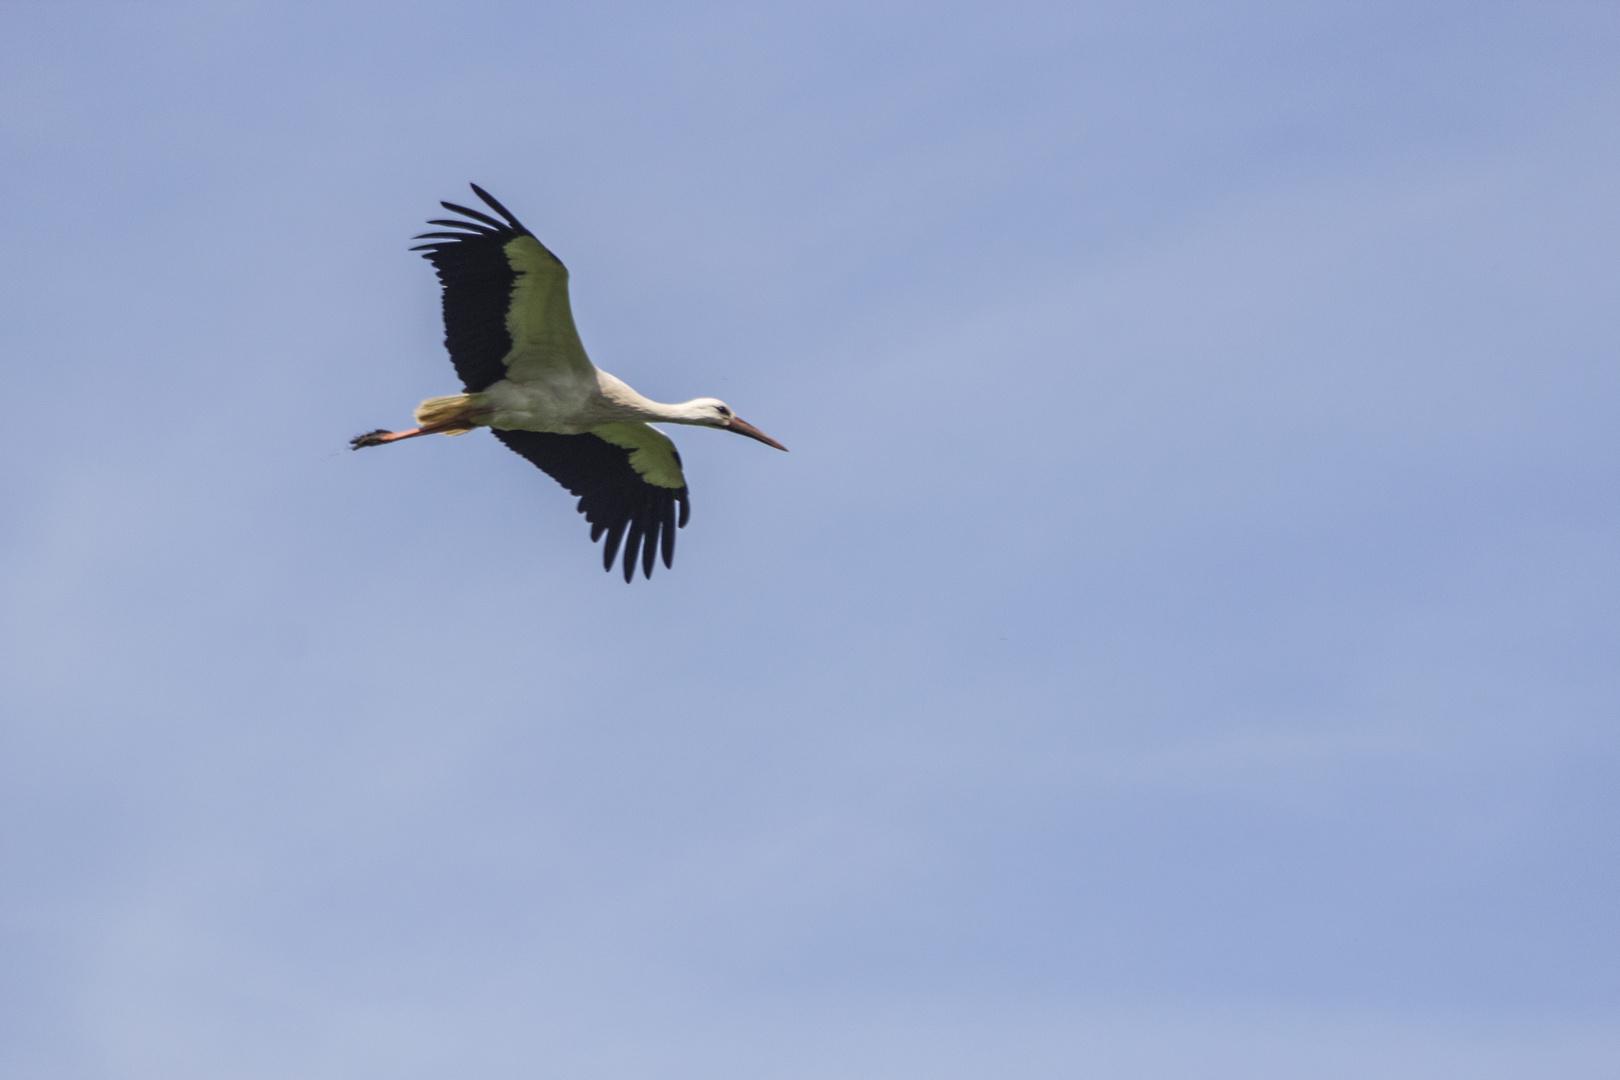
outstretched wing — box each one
[410,184,594,393]
[493,424,692,582]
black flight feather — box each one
[469,184,524,226]
[438,200,508,230]
[659,499,677,568]
[411,184,564,394]
[425,218,497,233]
[638,511,654,577]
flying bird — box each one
[353,184,787,581]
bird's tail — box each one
[414,394,481,435]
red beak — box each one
[724,417,789,451]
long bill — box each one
[724,417,789,451]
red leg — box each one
[350,415,485,450]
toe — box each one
[350,429,391,449]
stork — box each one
[353,185,787,581]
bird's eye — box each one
[717,405,732,417]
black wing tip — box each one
[598,499,681,582]
[601,520,628,574]
[469,183,524,228]
[634,505,658,580]
[438,200,506,230]
[596,491,688,582]
[424,184,528,237]
[659,500,676,569]
[492,430,687,583]
[427,217,493,228]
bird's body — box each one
[472,369,714,434]
[353,185,785,581]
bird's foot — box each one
[350,429,394,449]
[350,416,475,449]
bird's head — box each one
[687,398,788,451]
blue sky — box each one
[2,2,1618,1077]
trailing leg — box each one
[351,394,490,449]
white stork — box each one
[353,185,787,581]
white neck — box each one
[598,373,717,426]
